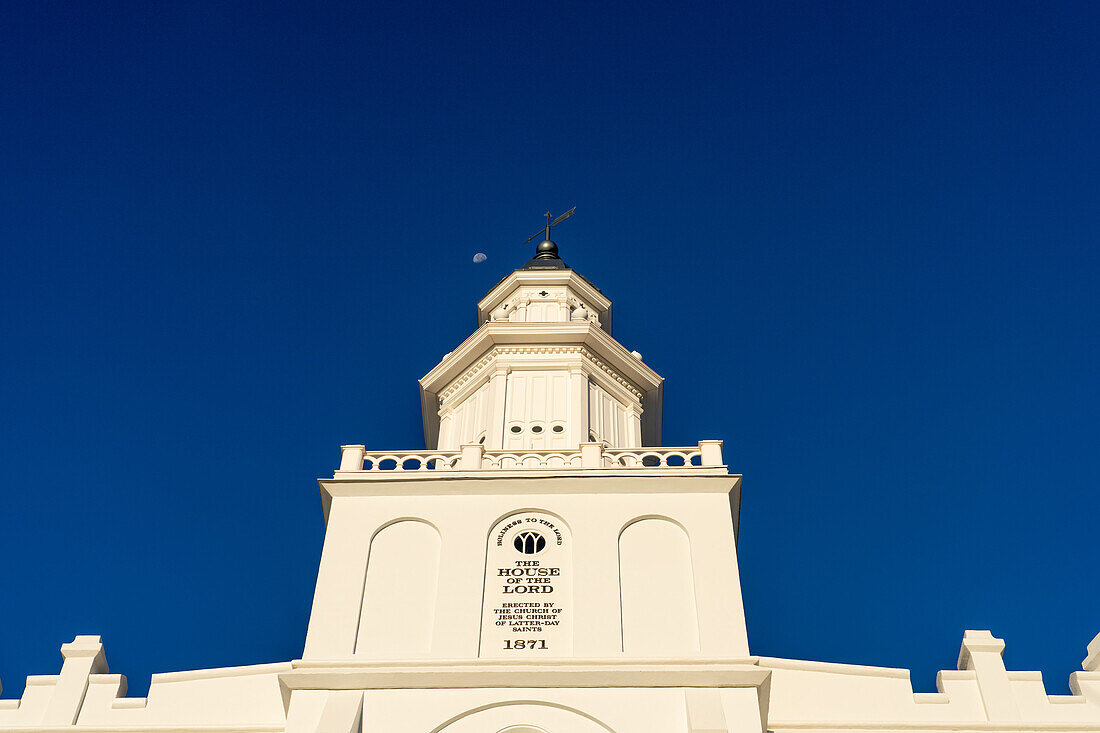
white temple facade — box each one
[2,239,1098,733]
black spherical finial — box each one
[521,208,573,269]
[534,239,559,259]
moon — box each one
[472,252,487,263]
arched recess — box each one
[618,517,700,655]
[479,511,573,658]
[354,519,440,657]
[432,701,615,732]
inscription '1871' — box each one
[479,512,572,657]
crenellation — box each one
[77,673,134,724]
[0,675,57,723]
[760,632,1100,729]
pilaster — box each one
[485,368,509,449]
[570,367,589,447]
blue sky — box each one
[1,0,1098,697]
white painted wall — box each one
[301,478,749,662]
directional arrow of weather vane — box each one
[523,206,576,245]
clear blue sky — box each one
[1,0,1097,698]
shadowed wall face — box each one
[355,520,441,657]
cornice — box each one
[420,323,663,449]
[281,657,767,691]
[437,345,645,407]
[579,346,644,400]
[421,323,661,396]
[320,473,739,497]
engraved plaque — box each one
[479,511,572,657]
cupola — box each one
[419,238,663,452]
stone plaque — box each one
[479,511,572,657]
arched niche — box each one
[618,517,700,655]
[354,519,440,657]
[479,511,573,658]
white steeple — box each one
[306,230,745,683]
[419,245,664,452]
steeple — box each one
[419,229,663,451]
[310,227,745,673]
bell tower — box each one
[289,228,765,733]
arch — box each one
[486,507,572,534]
[370,515,443,539]
[618,513,690,536]
[479,511,573,657]
[354,519,440,657]
[431,700,615,733]
[618,516,700,654]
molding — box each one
[421,324,661,398]
[438,351,498,404]
[320,473,741,498]
[580,347,644,400]
[280,658,768,691]
[290,656,758,669]
[438,345,645,407]
[149,662,293,684]
[754,656,912,680]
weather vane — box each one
[523,206,576,247]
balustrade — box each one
[336,440,725,473]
